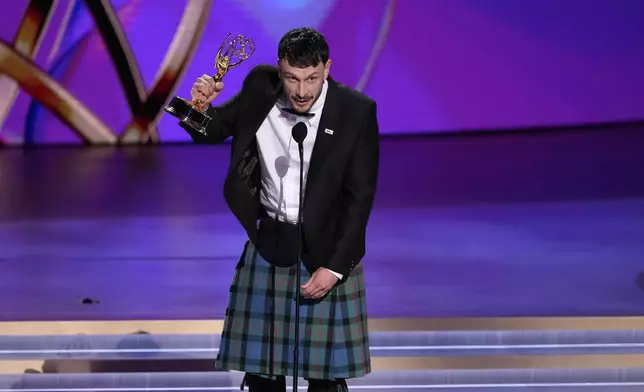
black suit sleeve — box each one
[325,101,380,276]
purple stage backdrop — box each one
[0,0,643,145]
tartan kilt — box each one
[216,240,371,380]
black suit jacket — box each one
[180,64,379,277]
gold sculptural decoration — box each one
[164,33,256,134]
[0,0,213,145]
[0,0,59,142]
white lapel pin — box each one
[325,128,334,135]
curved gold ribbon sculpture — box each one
[0,0,59,134]
[0,0,213,145]
[355,0,397,92]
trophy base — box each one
[164,96,212,135]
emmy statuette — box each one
[164,33,255,134]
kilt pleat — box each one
[216,241,371,380]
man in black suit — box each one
[181,27,379,392]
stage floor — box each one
[1,126,643,321]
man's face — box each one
[278,58,331,113]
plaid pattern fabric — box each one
[216,241,371,380]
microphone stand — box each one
[293,138,304,392]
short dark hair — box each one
[278,27,329,68]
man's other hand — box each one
[301,268,339,299]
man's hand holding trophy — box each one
[190,75,224,112]
[164,33,255,134]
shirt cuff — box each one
[323,268,343,280]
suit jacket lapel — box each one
[230,78,282,169]
[305,78,341,202]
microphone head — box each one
[292,121,308,144]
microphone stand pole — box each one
[293,140,304,392]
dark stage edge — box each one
[4,369,644,391]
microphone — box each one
[291,121,307,391]
[292,121,307,144]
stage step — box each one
[2,369,644,391]
[0,330,643,360]
[1,330,644,390]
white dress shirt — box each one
[256,80,342,279]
